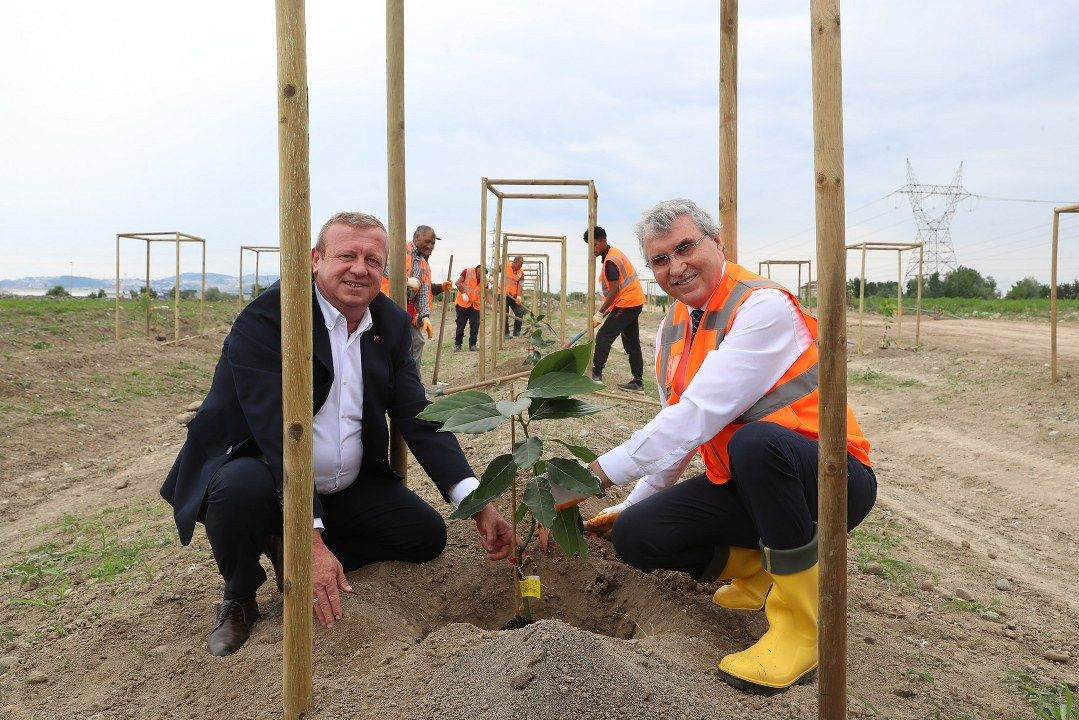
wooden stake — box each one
[199,241,205,335]
[438,369,533,395]
[857,243,866,353]
[587,184,598,346]
[810,0,848,717]
[386,0,408,478]
[238,248,245,309]
[916,244,923,350]
[431,255,454,385]
[719,0,738,262]
[114,235,120,340]
[479,180,488,381]
[896,250,903,344]
[275,0,313,717]
[145,239,151,338]
[490,196,504,373]
[1051,208,1060,382]
[174,233,181,342]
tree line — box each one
[847,266,1079,301]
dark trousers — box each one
[454,305,479,348]
[592,304,644,380]
[504,296,526,335]
[611,422,876,581]
[200,457,447,600]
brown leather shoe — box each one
[265,535,284,594]
[208,597,259,656]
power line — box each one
[970,194,1079,205]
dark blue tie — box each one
[690,308,704,336]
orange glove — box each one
[421,317,433,340]
[441,280,453,292]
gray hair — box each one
[634,199,720,258]
[315,211,387,255]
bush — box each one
[1005,276,1050,300]
[45,285,70,298]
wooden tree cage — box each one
[114,231,206,345]
[845,241,924,352]
[759,259,815,309]
[1050,203,1078,382]
[500,236,569,347]
[239,245,281,307]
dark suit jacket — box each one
[161,283,474,546]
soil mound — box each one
[405,619,729,720]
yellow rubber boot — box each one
[717,533,819,695]
[712,546,771,611]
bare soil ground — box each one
[0,298,1076,719]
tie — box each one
[690,308,704,336]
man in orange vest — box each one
[584,199,876,695]
[585,226,646,392]
[502,256,526,338]
[380,225,453,370]
[453,264,488,351]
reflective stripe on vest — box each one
[456,267,482,309]
[733,364,819,424]
[600,246,645,308]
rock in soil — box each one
[954,588,975,602]
[995,578,1013,591]
[26,670,48,684]
[0,656,18,671]
[862,562,885,576]
[1044,650,1071,663]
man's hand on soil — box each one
[473,503,514,561]
[312,532,352,629]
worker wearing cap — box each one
[503,256,526,338]
[585,226,646,392]
[584,199,876,695]
[381,225,453,369]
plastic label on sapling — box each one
[519,575,541,599]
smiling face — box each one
[413,228,436,259]
[644,213,724,308]
[311,223,389,323]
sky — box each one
[2,1,1077,294]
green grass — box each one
[2,505,173,610]
[849,367,925,389]
[1008,672,1079,720]
[857,295,1079,319]
[943,596,1004,622]
[851,511,918,592]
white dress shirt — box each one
[312,287,479,530]
[598,272,812,505]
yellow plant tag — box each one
[519,575,541,599]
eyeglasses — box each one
[645,233,709,269]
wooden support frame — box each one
[114,232,206,344]
[759,259,815,309]
[845,241,924,353]
[1050,203,1079,382]
[477,180,594,382]
[238,245,281,307]
[501,236,569,347]
[513,252,553,318]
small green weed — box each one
[849,367,924,389]
[851,511,918,592]
[1008,672,1078,720]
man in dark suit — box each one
[162,211,513,656]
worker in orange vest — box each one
[380,225,452,370]
[585,226,646,392]
[453,264,489,351]
[502,256,526,338]
[583,199,876,695]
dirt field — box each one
[0,298,1076,719]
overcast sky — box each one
[2,1,1077,293]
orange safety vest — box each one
[503,262,524,299]
[600,246,645,308]
[380,242,432,318]
[456,267,482,310]
[656,261,871,485]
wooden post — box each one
[1051,209,1060,382]
[490,196,504,374]
[255,250,262,299]
[200,241,206,335]
[587,183,597,345]
[719,0,738,262]
[114,235,121,340]
[173,233,181,342]
[809,261,814,310]
[479,180,488,380]
[560,237,568,344]
[238,249,245,309]
[145,239,152,338]
[896,250,903,344]
[857,243,866,353]
[810,0,848,717]
[915,244,923,350]
[431,255,454,385]
[275,0,313,717]
[386,0,408,477]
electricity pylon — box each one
[896,159,970,277]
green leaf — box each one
[449,454,517,519]
[523,476,556,528]
[528,342,592,383]
[495,397,531,418]
[546,458,602,497]
[439,403,508,434]
[550,439,599,463]
[512,437,543,468]
[417,390,495,423]
[524,372,604,399]
[549,506,588,559]
[529,397,606,420]
[532,459,546,475]
[514,501,528,524]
